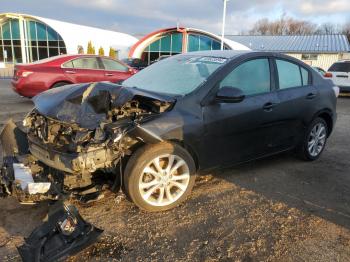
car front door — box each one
[63,57,104,83]
[100,58,133,83]
[200,57,281,168]
[272,57,319,149]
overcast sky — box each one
[1,0,350,35]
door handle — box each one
[65,70,76,74]
[306,93,317,99]
[263,102,278,112]
[105,73,114,76]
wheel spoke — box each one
[143,184,160,200]
[152,157,163,173]
[170,181,187,191]
[144,166,161,178]
[170,160,186,174]
[157,187,165,203]
[171,173,189,181]
[310,129,316,138]
[140,179,159,189]
[308,141,315,152]
[165,186,174,202]
[166,155,175,173]
[317,126,325,136]
[318,135,326,141]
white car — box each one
[327,61,350,92]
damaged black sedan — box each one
[1,50,338,212]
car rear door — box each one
[63,57,104,83]
[328,62,350,87]
[201,57,281,168]
[272,57,319,149]
[100,58,133,84]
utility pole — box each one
[221,0,229,50]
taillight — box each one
[332,86,340,98]
[17,71,33,78]
[324,72,333,78]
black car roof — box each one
[178,50,252,59]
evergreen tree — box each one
[98,47,105,56]
[109,47,116,59]
[87,41,95,54]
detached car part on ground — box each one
[0,51,338,260]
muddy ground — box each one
[0,80,349,261]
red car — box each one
[12,54,137,97]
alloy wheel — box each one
[307,122,327,157]
[138,154,190,207]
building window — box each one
[301,54,318,60]
[0,18,66,63]
[141,32,183,65]
[188,34,228,52]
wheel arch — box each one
[50,80,73,89]
[313,109,334,136]
[168,139,200,172]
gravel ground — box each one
[0,80,349,261]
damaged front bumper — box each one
[0,120,57,201]
[28,135,118,174]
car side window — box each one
[276,59,305,89]
[63,60,74,68]
[219,58,271,96]
[71,58,100,70]
[301,67,310,86]
[102,58,129,71]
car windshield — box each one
[123,55,228,96]
[329,62,350,73]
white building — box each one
[0,13,139,64]
[0,12,250,68]
[128,27,250,65]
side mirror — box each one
[216,86,245,103]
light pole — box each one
[221,0,229,50]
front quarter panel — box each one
[138,100,204,165]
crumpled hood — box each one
[32,82,175,129]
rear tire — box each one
[297,117,328,161]
[124,142,196,212]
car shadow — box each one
[0,198,49,236]
[211,150,350,230]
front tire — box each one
[124,142,196,212]
[298,117,328,161]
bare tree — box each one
[249,18,270,35]
[317,23,341,34]
[247,15,316,35]
[342,22,350,41]
[286,18,315,34]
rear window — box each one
[329,62,350,72]
[63,58,101,70]
[102,58,129,71]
